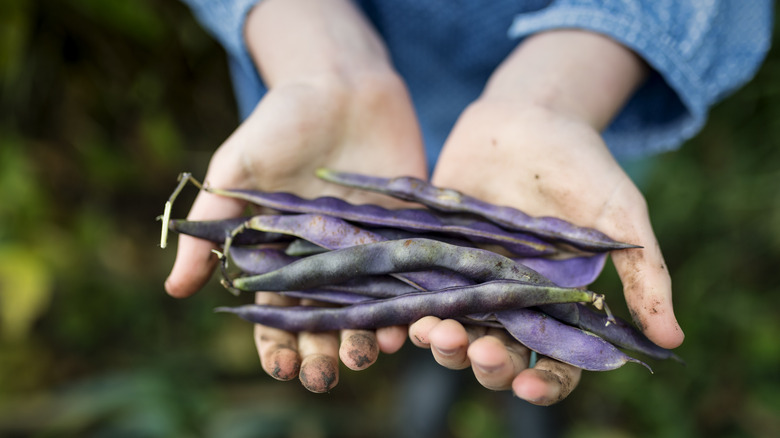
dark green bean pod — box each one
[233,214,474,291]
[228,237,546,293]
[168,217,289,246]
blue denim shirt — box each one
[181,0,772,167]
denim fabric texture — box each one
[180,0,773,165]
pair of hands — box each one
[165,0,683,406]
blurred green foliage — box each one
[0,1,778,437]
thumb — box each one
[603,185,684,349]
[165,126,256,298]
[164,189,247,298]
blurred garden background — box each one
[0,1,778,437]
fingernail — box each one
[434,346,459,357]
[473,361,503,374]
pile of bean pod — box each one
[161,169,682,372]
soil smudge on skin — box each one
[628,306,647,333]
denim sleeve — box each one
[179,0,266,119]
[507,0,774,159]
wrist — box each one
[244,0,396,89]
[482,30,648,131]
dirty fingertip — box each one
[299,354,339,393]
[627,299,685,350]
[340,331,379,371]
[263,346,300,381]
[408,316,442,348]
[512,369,563,406]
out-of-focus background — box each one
[1,1,778,437]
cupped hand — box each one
[411,98,683,405]
[165,74,427,392]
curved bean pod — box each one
[315,168,640,252]
[495,309,651,372]
[323,276,419,298]
[514,253,608,288]
[228,247,298,275]
[205,187,555,256]
[540,303,683,362]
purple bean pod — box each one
[278,289,372,305]
[323,275,419,298]
[495,309,651,372]
[205,187,556,256]
[315,168,640,252]
[228,247,299,275]
[539,303,683,362]
[513,253,608,288]
[217,280,603,332]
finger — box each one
[512,357,582,406]
[297,299,340,393]
[298,331,340,393]
[427,319,476,370]
[468,329,531,391]
[164,234,219,298]
[339,329,379,371]
[613,244,682,348]
[376,325,407,354]
[600,182,684,349]
[254,292,302,381]
[408,316,442,348]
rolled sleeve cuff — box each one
[507,5,770,159]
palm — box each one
[211,79,427,201]
[419,99,678,403]
[434,101,639,242]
